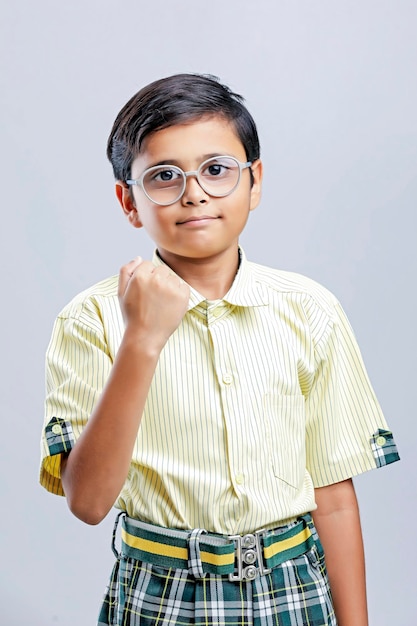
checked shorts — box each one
[98,514,336,626]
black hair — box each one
[107,73,260,181]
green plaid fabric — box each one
[98,516,336,625]
[370,429,400,468]
[44,416,74,456]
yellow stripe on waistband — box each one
[122,529,234,567]
[199,550,234,567]
[122,528,189,560]
[263,527,311,560]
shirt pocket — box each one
[263,393,306,489]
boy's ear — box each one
[115,182,143,229]
[249,159,263,212]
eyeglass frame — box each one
[125,155,253,206]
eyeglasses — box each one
[126,155,252,206]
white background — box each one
[1,1,415,624]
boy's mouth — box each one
[176,215,219,225]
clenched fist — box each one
[118,257,190,351]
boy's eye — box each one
[153,168,181,183]
[202,161,230,178]
[206,164,224,176]
[144,166,184,191]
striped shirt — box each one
[40,249,399,534]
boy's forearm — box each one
[61,258,190,525]
[61,331,161,525]
[312,479,368,626]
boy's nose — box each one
[181,174,209,205]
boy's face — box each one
[116,115,262,264]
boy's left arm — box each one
[312,478,368,626]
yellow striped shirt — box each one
[40,249,397,534]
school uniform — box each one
[40,248,399,625]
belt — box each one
[116,514,315,582]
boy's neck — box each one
[157,246,240,300]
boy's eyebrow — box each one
[147,153,229,169]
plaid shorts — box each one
[98,514,336,626]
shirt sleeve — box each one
[40,303,113,496]
[304,299,400,487]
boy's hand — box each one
[118,257,190,350]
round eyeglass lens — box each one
[197,157,241,197]
[142,165,185,205]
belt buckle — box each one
[228,529,272,582]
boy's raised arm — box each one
[61,257,190,525]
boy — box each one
[40,73,399,625]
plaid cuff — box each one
[45,417,75,456]
[370,429,400,468]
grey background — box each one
[1,1,415,624]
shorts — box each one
[98,513,336,626]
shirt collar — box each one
[152,247,269,311]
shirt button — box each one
[222,373,233,385]
[212,308,222,318]
[235,473,244,485]
[52,424,63,435]
[376,436,386,446]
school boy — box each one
[40,74,399,625]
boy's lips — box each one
[177,215,219,225]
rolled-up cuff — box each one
[370,429,400,468]
[45,417,75,456]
